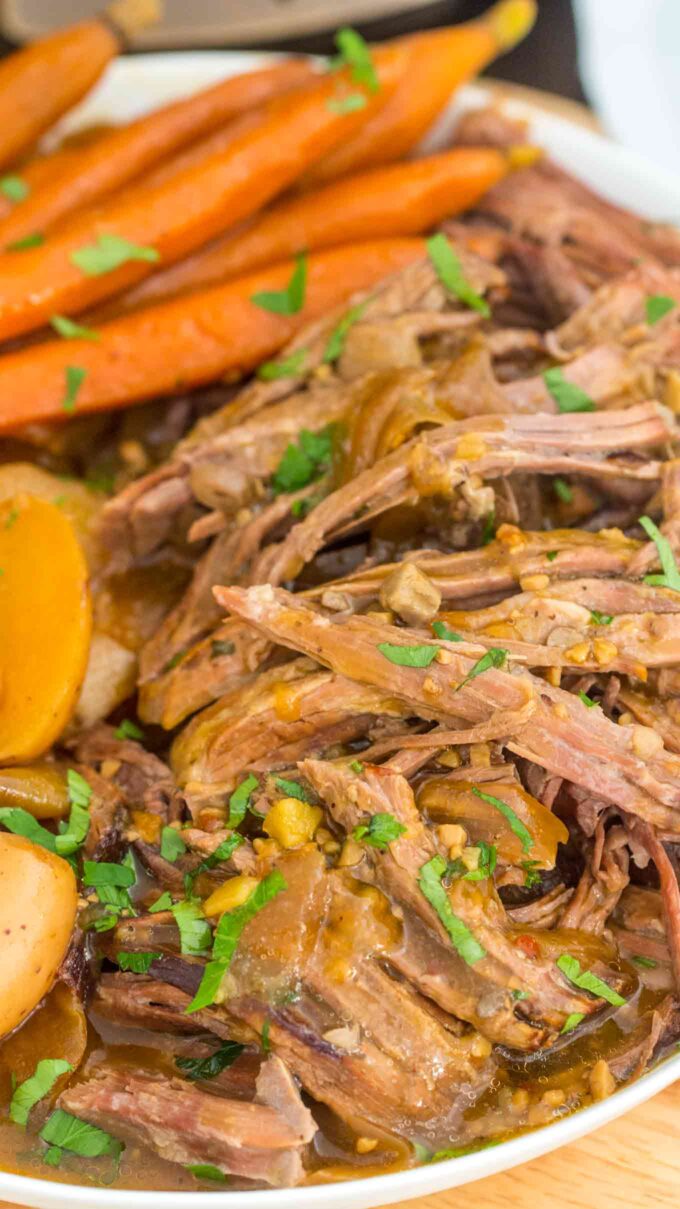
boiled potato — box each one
[0,834,77,1038]
[0,494,92,763]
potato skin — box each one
[0,833,77,1038]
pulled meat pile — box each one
[8,110,680,1190]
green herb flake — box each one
[521,859,542,889]
[455,647,507,691]
[261,1018,271,1054]
[210,638,236,659]
[148,890,173,914]
[349,760,364,774]
[377,642,440,668]
[160,825,187,863]
[83,860,135,889]
[323,300,368,363]
[42,1146,63,1167]
[272,425,334,495]
[481,509,496,546]
[114,717,144,741]
[556,953,626,1006]
[331,27,379,92]
[632,955,658,969]
[62,365,87,414]
[117,951,162,974]
[171,899,212,958]
[40,1110,122,1161]
[471,785,533,854]
[7,231,43,251]
[252,252,307,316]
[461,840,497,883]
[326,93,367,114]
[546,550,558,562]
[418,855,486,965]
[0,809,57,853]
[560,1012,585,1035]
[257,348,308,381]
[353,812,407,850]
[590,609,613,625]
[645,294,676,325]
[578,690,597,708]
[543,366,595,413]
[274,777,309,802]
[0,175,29,202]
[511,989,529,1001]
[553,477,573,504]
[176,1040,245,1082]
[55,769,92,856]
[71,232,159,276]
[187,870,287,1013]
[10,1060,72,1126]
[50,314,100,341]
[227,773,259,829]
[426,232,490,317]
[432,620,463,642]
[639,514,680,592]
[187,1165,228,1184]
[184,835,244,897]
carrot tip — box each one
[507,143,543,171]
[487,0,537,51]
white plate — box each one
[5,49,680,1209]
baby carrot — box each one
[0,0,159,170]
[0,239,424,433]
[0,48,406,342]
[303,0,537,186]
[100,147,509,315]
[0,59,315,246]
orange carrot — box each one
[303,0,537,186]
[98,147,509,317]
[0,1,158,170]
[0,240,424,433]
[0,49,407,343]
[0,59,315,246]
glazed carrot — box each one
[0,59,315,246]
[303,0,537,186]
[0,48,407,342]
[0,239,424,433]
[0,0,159,170]
[100,147,509,316]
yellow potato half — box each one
[0,494,92,763]
[0,833,77,1038]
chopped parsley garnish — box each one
[377,642,440,667]
[645,294,676,325]
[455,647,507,691]
[71,232,159,276]
[426,232,490,317]
[521,859,542,889]
[590,609,613,625]
[176,1040,245,1082]
[40,1110,122,1162]
[257,348,308,381]
[227,773,259,829]
[83,860,135,889]
[114,717,144,741]
[183,835,244,897]
[353,812,407,850]
[472,786,533,854]
[546,550,558,562]
[452,840,497,883]
[0,174,29,202]
[160,825,187,863]
[556,953,626,1006]
[117,951,162,973]
[55,769,92,856]
[62,365,87,414]
[543,367,595,413]
[432,620,463,642]
[639,514,680,592]
[331,27,379,92]
[511,989,529,1001]
[418,856,486,965]
[272,425,334,495]
[83,856,136,923]
[481,509,496,546]
[323,300,368,363]
[327,93,367,114]
[148,891,173,913]
[578,690,597,708]
[0,808,59,853]
[261,1018,271,1053]
[349,760,364,773]
[632,955,658,969]
[7,231,43,250]
[171,899,212,957]
[560,1012,585,1035]
[50,314,100,341]
[187,870,287,1013]
[252,253,307,315]
[10,1060,72,1126]
[210,638,235,658]
[553,477,573,503]
[274,777,309,802]
[187,1165,228,1184]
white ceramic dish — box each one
[4,48,679,1209]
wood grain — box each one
[394,1082,680,1209]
